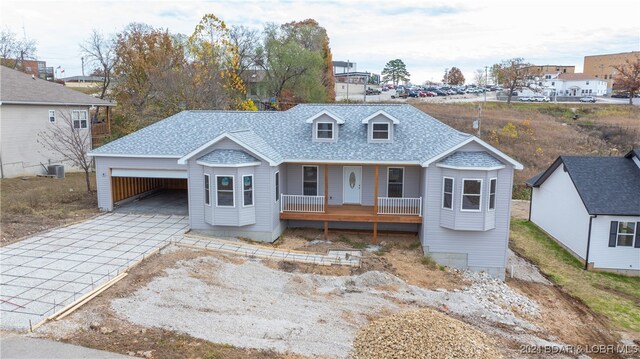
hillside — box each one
[414,102,640,198]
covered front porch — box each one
[279,164,423,242]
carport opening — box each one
[112,177,188,215]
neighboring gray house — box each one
[527,150,640,276]
[0,67,114,178]
[90,104,523,278]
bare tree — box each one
[496,58,535,104]
[0,28,37,69]
[38,110,93,192]
[612,56,640,105]
[474,68,487,87]
[80,30,117,100]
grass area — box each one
[414,102,640,193]
[1,173,98,244]
[510,219,640,332]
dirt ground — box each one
[0,173,98,245]
[510,200,530,220]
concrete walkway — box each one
[176,236,361,267]
[1,335,130,358]
[0,214,188,331]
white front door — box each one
[343,166,362,204]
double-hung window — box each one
[372,123,389,140]
[48,110,56,123]
[316,122,333,139]
[243,175,254,206]
[488,178,497,210]
[72,110,88,129]
[204,174,210,206]
[442,177,453,209]
[275,171,280,202]
[461,179,482,211]
[303,166,318,196]
[387,167,403,198]
[610,222,637,247]
[216,176,234,207]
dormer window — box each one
[316,122,333,140]
[372,123,389,140]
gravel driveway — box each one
[0,213,188,331]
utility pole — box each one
[346,59,350,101]
[484,66,488,103]
[81,57,85,77]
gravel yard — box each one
[109,252,552,358]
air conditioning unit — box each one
[47,164,65,179]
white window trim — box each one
[204,174,211,206]
[302,165,319,196]
[371,121,390,141]
[242,175,254,207]
[488,178,497,211]
[617,222,636,247]
[315,121,334,140]
[387,167,404,198]
[461,178,483,212]
[72,110,88,129]
[215,175,235,208]
[274,171,280,203]
[48,110,56,123]
[442,177,454,210]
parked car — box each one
[611,92,629,98]
[434,90,447,96]
[425,91,437,97]
[532,96,550,102]
[391,90,408,99]
[408,90,419,98]
[519,97,532,102]
[366,88,381,95]
[579,96,596,103]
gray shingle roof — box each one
[0,66,113,106]
[198,149,259,165]
[91,104,472,164]
[529,156,640,216]
[440,151,504,168]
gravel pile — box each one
[350,309,502,359]
[463,271,540,318]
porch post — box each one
[373,165,379,244]
[324,163,328,211]
[324,221,328,241]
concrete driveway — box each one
[0,213,188,331]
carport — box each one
[111,168,188,215]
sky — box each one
[1,0,639,84]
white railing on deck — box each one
[280,194,325,213]
[377,197,422,216]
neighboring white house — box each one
[539,73,608,97]
[0,67,114,178]
[527,150,640,276]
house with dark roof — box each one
[527,150,640,276]
[0,66,114,178]
[90,104,523,278]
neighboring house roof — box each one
[557,73,600,82]
[90,104,522,169]
[625,148,640,160]
[438,151,504,169]
[197,149,259,165]
[0,66,113,106]
[61,75,105,82]
[528,155,640,216]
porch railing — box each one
[377,197,422,216]
[281,194,325,213]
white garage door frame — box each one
[111,168,188,179]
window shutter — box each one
[608,221,618,247]
[635,222,640,248]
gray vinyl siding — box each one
[285,165,420,205]
[422,165,513,272]
[190,163,207,229]
[94,156,187,211]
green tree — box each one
[381,59,410,86]
[443,67,465,85]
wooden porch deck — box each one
[279,204,422,224]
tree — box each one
[474,68,487,87]
[489,63,504,86]
[79,30,118,100]
[381,59,410,86]
[612,56,640,105]
[255,22,325,107]
[495,58,535,104]
[229,25,260,84]
[443,67,465,85]
[38,110,93,192]
[0,28,37,70]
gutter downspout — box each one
[584,215,596,270]
[528,187,533,221]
